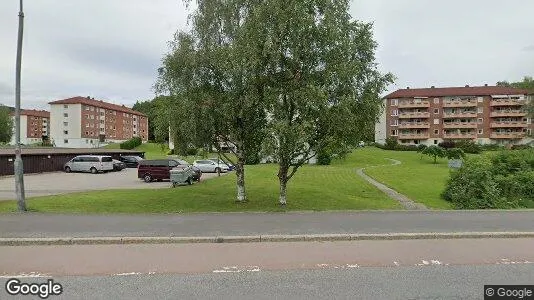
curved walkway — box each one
[356,159,428,210]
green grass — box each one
[0,156,401,213]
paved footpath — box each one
[1,210,533,238]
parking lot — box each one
[0,168,226,201]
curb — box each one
[1,232,534,246]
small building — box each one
[0,148,145,176]
[9,109,50,145]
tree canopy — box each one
[0,105,13,144]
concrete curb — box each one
[1,232,534,246]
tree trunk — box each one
[278,163,289,205]
[235,153,247,203]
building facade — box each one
[9,109,50,145]
[49,96,148,148]
[375,85,534,146]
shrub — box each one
[394,144,419,151]
[167,149,175,155]
[446,148,465,160]
[417,144,427,152]
[511,144,531,150]
[480,144,504,151]
[438,140,456,149]
[119,137,142,150]
[186,148,198,156]
[316,148,332,165]
[455,140,482,154]
[384,137,398,150]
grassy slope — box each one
[0,149,401,213]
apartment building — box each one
[49,96,148,148]
[9,109,50,145]
[375,85,534,146]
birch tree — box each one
[259,0,394,205]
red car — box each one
[137,159,201,183]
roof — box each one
[0,148,145,156]
[8,109,50,118]
[48,96,147,117]
[383,85,530,99]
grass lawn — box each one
[0,153,401,213]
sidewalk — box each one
[1,210,533,239]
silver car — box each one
[64,155,114,174]
[193,159,228,173]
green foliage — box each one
[445,148,465,160]
[511,144,531,150]
[0,105,13,144]
[438,140,456,149]
[316,147,333,165]
[421,145,447,163]
[443,149,534,209]
[167,149,175,155]
[119,137,142,150]
[383,137,398,150]
[455,140,482,154]
[480,144,505,151]
[186,148,198,156]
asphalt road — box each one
[1,238,533,299]
[0,168,225,201]
[1,210,533,238]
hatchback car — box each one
[119,155,144,168]
[64,155,114,174]
[208,158,234,171]
[112,159,126,171]
[193,159,228,173]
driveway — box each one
[0,168,227,201]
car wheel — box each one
[187,178,192,185]
[90,167,97,174]
[215,167,221,173]
[65,166,71,173]
[144,174,153,183]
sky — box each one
[0,0,533,110]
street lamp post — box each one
[14,0,26,212]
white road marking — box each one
[114,272,142,276]
[0,272,49,278]
[213,266,261,273]
[393,261,400,266]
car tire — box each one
[65,166,71,173]
[187,178,192,185]
[144,174,153,183]
[215,167,221,173]
[90,167,97,174]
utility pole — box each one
[14,0,26,212]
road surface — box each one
[1,210,533,238]
[1,238,533,299]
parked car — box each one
[173,159,202,181]
[208,158,234,171]
[119,155,144,168]
[193,159,228,173]
[64,155,114,174]
[112,159,126,171]
[137,159,195,183]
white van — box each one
[64,155,114,174]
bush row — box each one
[442,149,534,209]
[119,137,142,150]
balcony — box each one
[490,132,526,139]
[490,110,527,117]
[398,122,430,129]
[442,122,478,129]
[398,100,430,108]
[443,100,478,108]
[490,98,527,106]
[442,112,477,118]
[490,121,529,128]
[443,133,477,139]
[397,133,430,140]
[398,112,430,119]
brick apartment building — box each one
[9,109,50,145]
[48,96,148,148]
[375,85,534,146]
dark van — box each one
[137,159,189,183]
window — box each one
[390,99,398,106]
[391,109,398,116]
[85,115,90,119]
[477,107,483,113]
[433,119,439,125]
[434,140,438,145]
[90,115,94,119]
[434,108,439,114]
[100,112,105,116]
[86,139,89,144]
[434,98,439,104]
[390,129,398,136]
[63,122,68,126]
[478,118,483,123]
[478,129,483,135]
[86,123,90,127]
[434,129,439,134]
[85,106,90,111]
[64,139,68,144]
[477,97,483,103]
[100,120,104,124]
[391,119,398,126]
[63,105,68,109]
[63,113,68,117]
[90,107,94,111]
[85,131,89,135]
[63,130,68,135]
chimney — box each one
[406,87,410,89]
[484,84,488,86]
[465,85,469,87]
[431,86,435,88]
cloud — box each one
[523,45,534,52]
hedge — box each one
[119,137,142,150]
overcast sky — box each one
[0,0,533,110]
